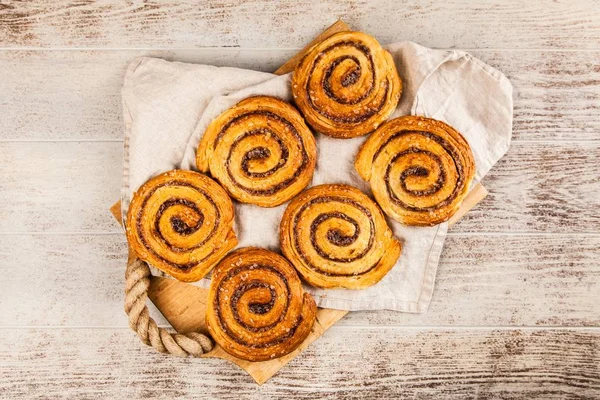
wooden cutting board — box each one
[110,20,488,385]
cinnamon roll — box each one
[196,96,317,207]
[206,247,317,361]
[279,184,401,289]
[125,170,237,282]
[291,31,402,138]
[355,116,476,226]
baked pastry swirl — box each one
[279,184,401,289]
[291,31,402,138]
[125,170,237,282]
[206,247,317,361]
[355,116,476,226]
[196,96,317,207]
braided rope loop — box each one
[124,258,214,357]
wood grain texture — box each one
[0,49,597,141]
[2,234,598,328]
[472,50,600,141]
[0,234,167,327]
[1,0,599,49]
[1,328,598,398]
[0,142,122,233]
[1,2,599,394]
[455,142,600,233]
[1,141,597,234]
[345,233,600,326]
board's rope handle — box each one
[124,256,213,357]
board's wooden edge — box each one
[109,200,122,224]
[204,308,348,385]
[273,20,350,75]
[448,183,488,227]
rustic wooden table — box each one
[1,1,599,398]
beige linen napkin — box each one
[120,42,512,312]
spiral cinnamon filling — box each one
[197,96,317,207]
[126,170,237,282]
[157,199,203,236]
[213,265,303,349]
[377,130,467,212]
[280,184,402,289]
[206,248,316,361]
[355,116,476,226]
[320,45,374,104]
[222,122,305,196]
[308,43,389,124]
[292,31,402,138]
[135,182,219,271]
[296,197,375,269]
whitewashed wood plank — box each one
[0,328,598,398]
[0,234,168,327]
[1,234,598,327]
[453,142,600,233]
[0,50,597,141]
[0,50,294,141]
[344,234,600,326]
[0,142,122,233]
[471,50,600,141]
[1,1,599,50]
[1,141,597,234]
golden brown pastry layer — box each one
[291,31,402,138]
[280,184,401,289]
[206,247,317,361]
[196,96,317,207]
[126,170,237,282]
[355,116,476,226]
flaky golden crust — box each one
[125,170,237,282]
[291,31,402,138]
[355,116,476,226]
[279,184,401,289]
[206,247,317,361]
[196,96,317,207]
